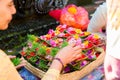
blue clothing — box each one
[19,65,104,80]
[19,67,40,80]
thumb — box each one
[9,55,16,59]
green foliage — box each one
[11,57,21,66]
[27,35,38,42]
[61,41,68,48]
[38,60,48,70]
[31,42,39,51]
[37,46,46,55]
[28,56,38,63]
[50,48,59,57]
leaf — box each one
[38,60,48,70]
[27,35,38,42]
[61,41,68,48]
[37,46,46,55]
[28,56,38,63]
[11,57,21,66]
[50,48,59,57]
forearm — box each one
[0,50,23,80]
[42,60,62,80]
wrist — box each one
[50,58,63,72]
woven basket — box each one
[24,51,105,80]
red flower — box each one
[64,33,71,37]
[87,42,94,48]
[35,48,39,51]
[21,51,26,56]
[76,54,86,61]
[95,52,100,57]
[49,9,62,21]
[26,55,31,59]
[30,52,36,56]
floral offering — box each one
[60,4,89,31]
[20,24,105,73]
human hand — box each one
[104,54,120,80]
[9,55,26,69]
[55,43,82,66]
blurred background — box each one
[0,0,105,55]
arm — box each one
[42,43,82,80]
[104,0,120,79]
[87,2,107,33]
[0,50,23,80]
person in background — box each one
[87,1,120,79]
[87,2,107,36]
[104,0,120,79]
[0,0,82,80]
[89,1,120,79]
[0,0,23,79]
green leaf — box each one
[50,48,59,57]
[38,60,48,70]
[61,41,68,48]
[28,56,38,63]
[37,46,46,55]
[11,57,21,66]
[27,35,38,42]
[31,42,39,51]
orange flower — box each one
[68,6,77,14]
[30,52,36,57]
[46,47,51,54]
[21,51,26,56]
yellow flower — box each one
[93,34,99,39]
[68,6,77,14]
[55,30,60,35]
[75,29,82,34]
[83,41,89,46]
[55,39,59,44]
[84,32,90,36]
[74,34,79,39]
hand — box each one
[9,55,26,69]
[55,43,82,66]
[50,43,82,71]
[15,57,26,69]
[104,54,120,80]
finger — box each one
[73,45,81,51]
[72,54,82,61]
[20,57,24,61]
[75,54,82,59]
[16,64,26,69]
[9,55,16,59]
[75,49,82,54]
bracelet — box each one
[53,58,64,69]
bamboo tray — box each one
[24,51,105,80]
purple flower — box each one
[80,60,88,66]
[50,39,57,47]
[64,66,71,73]
[88,55,96,59]
[48,29,54,34]
[86,50,92,55]
[35,60,40,65]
